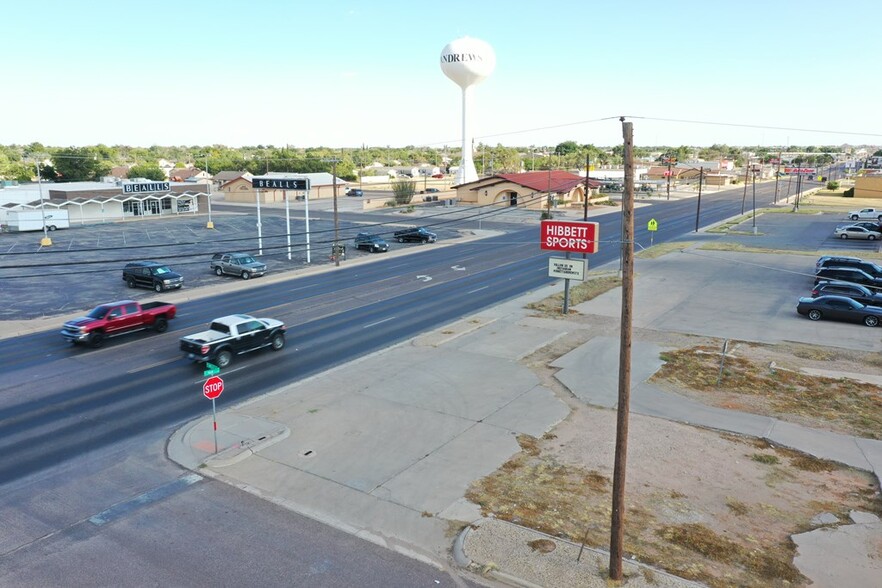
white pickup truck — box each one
[848,208,882,221]
[179,314,286,368]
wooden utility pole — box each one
[741,155,750,214]
[665,159,672,200]
[773,151,782,204]
[694,167,704,232]
[323,156,342,266]
[609,119,635,581]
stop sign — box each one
[203,376,224,400]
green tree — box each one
[392,179,416,205]
[554,141,580,156]
[128,163,165,181]
[51,147,110,182]
[873,149,882,157]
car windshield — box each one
[86,305,111,319]
[236,256,256,264]
[152,266,172,275]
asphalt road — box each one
[0,181,801,585]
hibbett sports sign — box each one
[540,220,599,254]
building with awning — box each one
[0,180,209,225]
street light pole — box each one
[35,160,52,247]
[752,170,757,234]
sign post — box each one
[540,220,600,314]
[647,218,658,247]
[202,375,224,454]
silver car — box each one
[833,225,881,240]
[210,252,267,280]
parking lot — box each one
[578,210,882,353]
[0,211,458,319]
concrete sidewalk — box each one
[168,275,882,587]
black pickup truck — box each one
[179,314,286,368]
[393,227,437,243]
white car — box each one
[834,225,882,240]
[848,208,882,221]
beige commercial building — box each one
[219,172,348,203]
[855,176,882,198]
[454,171,600,210]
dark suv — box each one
[813,267,882,289]
[815,256,882,278]
[354,233,389,253]
[811,281,882,306]
[122,262,184,292]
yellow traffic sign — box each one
[647,219,658,232]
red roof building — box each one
[454,171,601,209]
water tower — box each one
[440,37,496,185]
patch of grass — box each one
[657,524,804,584]
[636,241,693,259]
[527,538,556,553]
[652,345,882,439]
[669,490,686,499]
[516,434,541,456]
[525,274,622,315]
[726,498,749,516]
[751,453,779,465]
[772,447,838,472]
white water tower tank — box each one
[440,37,496,185]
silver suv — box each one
[210,252,267,280]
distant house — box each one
[168,167,211,183]
[220,172,348,203]
[454,171,600,209]
[212,171,252,190]
[644,166,702,181]
[109,166,130,179]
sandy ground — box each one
[467,317,882,587]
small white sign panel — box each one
[548,257,586,281]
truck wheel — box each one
[216,350,233,368]
[90,331,104,348]
[48,225,57,231]
[154,282,163,293]
[127,277,136,288]
[215,267,223,276]
[154,317,168,332]
[241,270,251,280]
[397,237,404,243]
[271,332,285,350]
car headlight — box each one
[163,279,172,284]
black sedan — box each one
[796,295,882,327]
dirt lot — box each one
[466,312,882,588]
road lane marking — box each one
[89,474,202,526]
[363,316,396,329]
[468,286,489,294]
[127,357,181,374]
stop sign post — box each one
[203,376,224,399]
[202,376,224,453]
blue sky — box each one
[3,0,881,149]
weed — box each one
[726,498,749,516]
[751,453,779,465]
[525,274,622,315]
[526,538,556,553]
[670,490,686,499]
[636,242,694,259]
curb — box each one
[204,425,290,468]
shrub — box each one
[844,187,855,198]
[540,211,553,220]
[826,180,840,190]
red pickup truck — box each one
[61,300,177,347]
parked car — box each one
[845,222,882,232]
[122,261,184,292]
[431,173,444,179]
[354,233,389,253]
[814,267,882,289]
[833,225,881,240]
[179,314,286,368]
[811,281,882,306]
[210,252,267,280]
[796,295,882,327]
[425,188,440,193]
[61,300,177,347]
[347,189,364,197]
[848,208,882,221]
[815,255,882,278]
[393,227,437,243]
